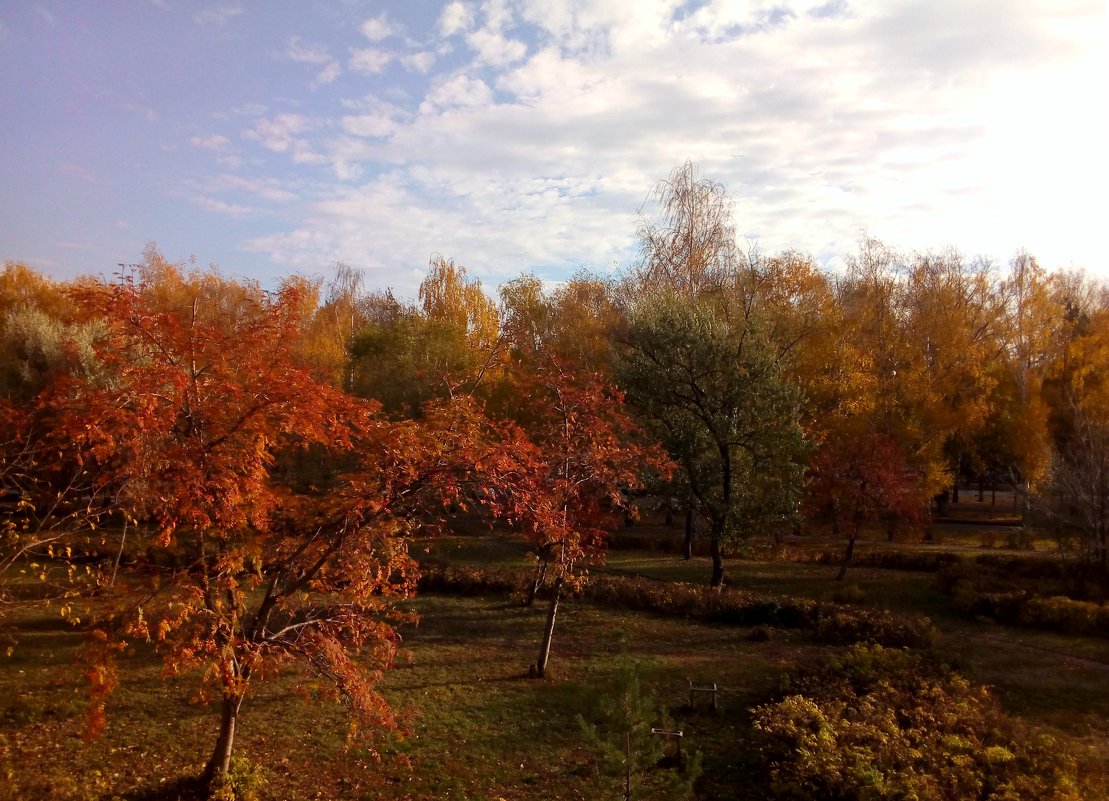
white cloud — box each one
[286,37,341,88]
[438,1,475,37]
[194,196,255,217]
[193,5,243,26]
[208,174,297,202]
[291,140,327,166]
[198,0,1107,293]
[401,51,437,73]
[361,13,402,42]
[341,114,399,139]
[189,134,231,151]
[419,74,494,113]
[242,113,312,153]
[349,47,393,74]
[466,27,527,66]
[313,61,342,87]
[286,37,332,65]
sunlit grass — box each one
[3,509,1109,799]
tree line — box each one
[1,162,1106,792]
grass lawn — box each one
[2,514,1108,799]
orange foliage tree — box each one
[43,270,481,788]
[491,353,669,678]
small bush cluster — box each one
[814,607,937,649]
[750,644,1081,801]
[1022,595,1109,635]
[938,561,1109,637]
[210,758,266,801]
[418,566,936,648]
[417,564,520,596]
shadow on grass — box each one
[120,775,206,801]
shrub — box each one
[1022,596,1109,636]
[828,583,866,604]
[804,549,960,573]
[937,559,1109,637]
[210,757,266,801]
[814,608,937,649]
[751,644,1081,801]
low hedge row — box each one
[948,587,1109,637]
[938,561,1109,636]
[417,564,937,649]
[802,549,962,573]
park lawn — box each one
[3,524,1109,800]
[1,587,820,801]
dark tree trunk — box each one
[664,498,674,527]
[203,693,243,787]
[709,535,725,588]
[836,533,857,581]
[683,506,694,560]
[533,575,563,678]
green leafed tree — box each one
[617,291,806,586]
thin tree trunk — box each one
[525,558,548,608]
[683,506,694,561]
[203,693,243,786]
[534,575,563,678]
[709,535,725,588]
[836,533,857,581]
[108,518,129,588]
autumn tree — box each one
[351,256,502,415]
[1036,293,1109,572]
[491,354,667,678]
[0,264,114,644]
[0,263,103,401]
[634,160,740,296]
[44,267,481,791]
[806,429,925,579]
[900,249,1007,500]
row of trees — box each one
[2,163,1106,791]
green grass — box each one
[3,518,1109,799]
[0,589,820,800]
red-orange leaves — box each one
[43,267,475,781]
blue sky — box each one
[1,1,1104,300]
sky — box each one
[0,1,1104,300]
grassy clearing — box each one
[1,588,824,800]
[3,512,1109,799]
